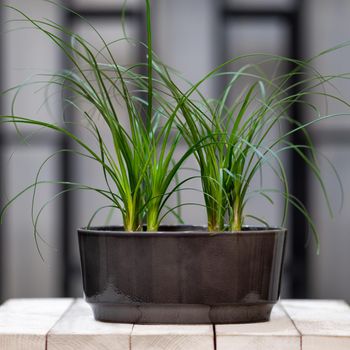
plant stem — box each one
[147,206,159,232]
[208,209,225,232]
[124,198,142,231]
[230,197,242,231]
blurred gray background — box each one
[1,0,350,301]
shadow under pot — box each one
[78,225,287,324]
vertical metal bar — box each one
[60,146,71,297]
[60,3,74,297]
[137,7,148,126]
[60,141,72,297]
[0,0,4,302]
[289,0,309,298]
[216,0,229,98]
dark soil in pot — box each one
[78,225,287,324]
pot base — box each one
[90,302,274,324]
[79,226,286,324]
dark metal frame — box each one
[0,2,4,302]
[220,0,308,297]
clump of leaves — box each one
[153,50,349,247]
[0,0,200,233]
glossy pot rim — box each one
[78,225,287,237]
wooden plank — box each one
[216,304,300,350]
[47,299,133,350]
[0,298,73,350]
[282,299,350,350]
[131,324,214,350]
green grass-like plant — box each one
[154,55,348,241]
[1,0,349,250]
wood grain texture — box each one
[131,324,214,350]
[216,304,300,350]
[47,299,133,350]
[2,298,350,350]
[282,299,350,350]
[0,298,73,350]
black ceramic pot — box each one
[78,225,286,324]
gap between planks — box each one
[282,300,350,350]
[280,301,303,350]
[47,299,133,350]
[2,299,350,350]
[47,300,215,350]
[215,303,301,350]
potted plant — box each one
[1,1,347,324]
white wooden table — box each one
[0,299,349,350]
